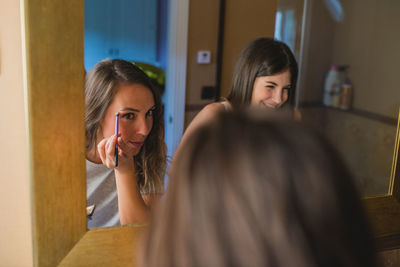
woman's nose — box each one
[136,116,152,136]
[272,89,283,105]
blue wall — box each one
[84,0,168,72]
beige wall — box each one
[299,0,335,103]
[184,0,219,128]
[332,0,400,118]
[300,0,400,118]
[185,0,219,106]
[184,0,277,128]
[220,0,277,97]
[0,0,33,266]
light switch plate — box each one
[197,50,211,64]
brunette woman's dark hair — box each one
[140,109,376,267]
[227,37,298,109]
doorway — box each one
[84,0,189,163]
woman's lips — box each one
[129,141,144,148]
[261,101,279,109]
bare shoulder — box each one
[141,193,162,211]
[189,101,229,128]
[199,102,226,117]
[177,102,228,153]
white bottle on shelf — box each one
[323,65,340,107]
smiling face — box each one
[250,69,292,109]
[99,82,155,157]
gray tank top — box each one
[86,160,120,228]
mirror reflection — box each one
[85,59,166,228]
[84,0,169,228]
[275,0,400,196]
[84,0,400,229]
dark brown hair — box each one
[85,59,166,193]
[141,109,376,267]
[227,37,298,109]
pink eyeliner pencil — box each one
[115,112,119,167]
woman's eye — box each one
[146,109,155,117]
[266,85,275,89]
[122,113,136,120]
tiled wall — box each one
[379,248,400,266]
[300,106,397,197]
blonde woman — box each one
[85,59,166,228]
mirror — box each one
[84,0,168,230]
[276,0,400,197]
[24,0,400,266]
[276,0,400,196]
[275,0,400,249]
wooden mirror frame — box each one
[364,109,400,250]
[25,1,150,266]
[24,0,400,266]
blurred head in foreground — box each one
[140,109,376,267]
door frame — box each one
[164,0,189,159]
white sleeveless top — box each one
[221,101,230,111]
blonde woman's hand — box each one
[97,134,134,172]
